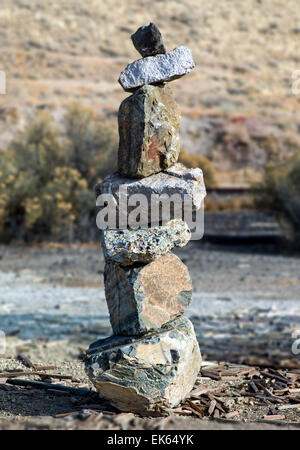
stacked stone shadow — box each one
[85,23,206,414]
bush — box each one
[0,112,64,240]
[254,152,300,247]
[0,109,221,242]
[178,148,217,187]
[0,106,117,242]
[64,102,117,187]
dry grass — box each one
[0,0,299,185]
[1,0,298,112]
[205,196,255,212]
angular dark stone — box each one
[131,22,166,57]
[104,253,192,335]
[85,316,202,414]
[118,84,180,178]
[118,46,195,92]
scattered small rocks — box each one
[2,357,300,427]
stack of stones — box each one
[85,23,206,415]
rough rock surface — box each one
[85,316,201,414]
[104,253,192,335]
[101,219,190,266]
[118,46,195,92]
[118,84,180,178]
[131,22,166,57]
[95,163,206,227]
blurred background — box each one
[0,0,300,424]
[0,0,300,244]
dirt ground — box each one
[0,240,300,429]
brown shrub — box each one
[178,147,217,187]
[254,151,300,247]
[205,196,255,212]
[0,106,117,242]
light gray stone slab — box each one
[95,163,206,228]
[119,46,195,92]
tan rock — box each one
[104,253,192,335]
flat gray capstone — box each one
[95,163,206,227]
[100,219,190,266]
[118,46,195,92]
[85,316,201,414]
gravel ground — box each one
[0,241,300,428]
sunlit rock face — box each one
[118,84,180,178]
[85,316,201,414]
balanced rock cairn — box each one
[85,23,206,415]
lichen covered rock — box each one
[104,253,192,335]
[101,219,190,266]
[85,316,201,414]
[118,84,180,178]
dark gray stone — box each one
[131,22,166,57]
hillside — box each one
[0,0,300,184]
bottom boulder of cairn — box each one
[85,316,201,414]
